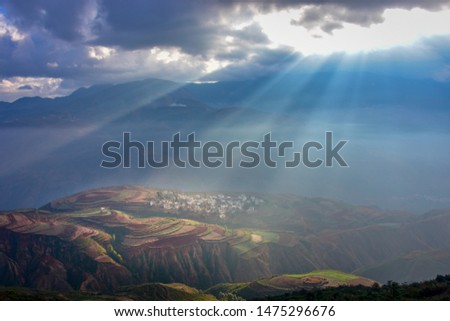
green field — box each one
[285,270,359,282]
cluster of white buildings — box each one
[149,191,265,219]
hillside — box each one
[207,270,377,300]
[42,185,411,233]
[1,185,450,294]
[266,275,450,301]
[0,283,215,301]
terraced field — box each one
[1,206,287,253]
[2,185,450,295]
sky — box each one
[1,0,450,102]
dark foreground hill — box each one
[266,275,450,301]
[207,270,376,300]
[1,274,448,301]
[0,283,215,301]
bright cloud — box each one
[87,46,116,61]
[256,8,450,55]
[0,14,25,41]
[0,77,65,102]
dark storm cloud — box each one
[231,23,270,45]
[91,0,246,55]
[2,0,449,54]
[254,0,450,34]
[287,0,449,33]
[215,23,270,61]
[0,33,51,77]
[0,28,94,79]
[0,0,100,84]
[321,21,344,34]
[90,0,450,53]
[256,0,449,12]
[1,0,96,41]
[290,5,383,34]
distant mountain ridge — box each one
[0,78,210,126]
[187,72,450,110]
[2,72,450,126]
